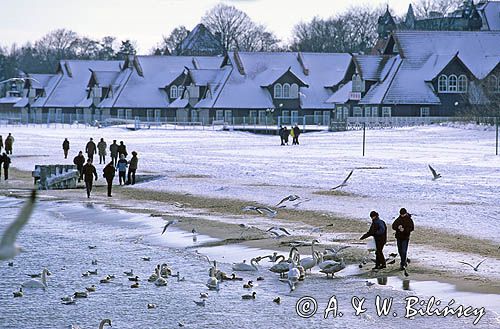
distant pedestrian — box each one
[292,124,301,145]
[81,159,98,198]
[103,161,115,197]
[73,151,85,182]
[5,133,14,155]
[392,208,414,270]
[97,138,107,164]
[290,125,295,144]
[62,138,70,159]
[278,126,285,146]
[116,154,128,185]
[0,135,3,152]
[127,151,138,185]
[282,127,290,145]
[1,152,11,180]
[85,138,97,162]
[117,141,128,158]
[110,140,119,166]
[360,210,387,270]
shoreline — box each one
[2,167,500,295]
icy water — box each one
[0,196,499,329]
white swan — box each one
[160,263,171,277]
[287,262,301,292]
[0,190,36,260]
[148,264,160,282]
[154,276,167,286]
[206,276,219,290]
[319,258,346,278]
[232,258,259,271]
[99,319,112,329]
[22,268,48,289]
[300,240,320,272]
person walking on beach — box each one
[103,161,115,197]
[360,210,387,270]
[5,133,14,155]
[81,159,98,198]
[110,140,119,166]
[292,124,301,145]
[73,151,85,182]
[392,208,414,270]
[97,138,107,164]
[1,152,11,180]
[127,151,138,185]
[116,154,128,186]
[117,141,128,159]
[62,138,70,159]
[85,138,97,162]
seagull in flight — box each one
[242,206,277,218]
[458,259,486,271]
[428,165,441,180]
[0,190,37,261]
[331,170,354,190]
[267,226,291,237]
[276,195,300,207]
[161,220,178,235]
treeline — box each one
[0,0,462,80]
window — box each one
[290,84,299,98]
[488,75,498,92]
[458,75,467,93]
[314,111,321,124]
[170,85,178,99]
[125,109,133,120]
[438,75,447,92]
[249,110,257,123]
[274,84,283,98]
[178,86,185,98]
[191,110,198,122]
[117,109,124,119]
[291,110,299,124]
[215,110,224,121]
[154,109,162,120]
[322,111,331,125]
[353,107,362,117]
[420,107,430,117]
[336,108,343,120]
[371,107,378,117]
[147,109,154,121]
[258,110,267,124]
[56,108,62,122]
[382,107,391,117]
[224,110,233,123]
[364,107,371,117]
[342,107,349,119]
[283,83,291,98]
[448,75,457,92]
[282,110,290,124]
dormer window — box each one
[274,83,299,99]
[448,75,457,92]
[170,85,178,99]
[283,83,290,98]
[274,84,283,98]
[438,75,448,92]
[352,74,365,93]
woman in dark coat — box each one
[103,161,115,197]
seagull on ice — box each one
[428,165,441,180]
[161,220,178,235]
[331,170,354,190]
[242,206,277,218]
[0,190,37,261]
[458,259,486,271]
[276,195,300,207]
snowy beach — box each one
[0,124,499,328]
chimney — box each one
[233,50,245,75]
[297,52,309,76]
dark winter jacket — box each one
[62,140,70,150]
[361,218,387,243]
[283,128,290,142]
[5,135,14,149]
[293,126,301,137]
[129,156,138,170]
[73,155,85,168]
[97,141,107,156]
[117,144,127,157]
[110,143,119,157]
[86,141,97,155]
[2,154,10,169]
[81,163,98,181]
[103,163,115,179]
[392,214,414,240]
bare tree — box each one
[160,26,189,54]
[412,0,463,18]
[202,3,279,51]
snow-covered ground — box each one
[4,123,500,243]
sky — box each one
[0,0,414,53]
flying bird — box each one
[242,206,277,218]
[161,220,177,235]
[267,226,291,236]
[458,259,486,271]
[0,190,37,261]
[428,165,441,180]
[331,170,354,190]
[276,195,300,207]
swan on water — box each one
[206,276,219,290]
[74,291,88,298]
[99,319,112,329]
[131,282,140,288]
[232,258,259,271]
[22,268,49,289]
[0,190,36,261]
[154,276,167,286]
[85,285,96,292]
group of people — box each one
[0,133,14,180]
[68,138,139,198]
[360,208,415,271]
[278,124,301,146]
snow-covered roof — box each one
[478,0,500,30]
[91,70,120,87]
[110,56,223,109]
[168,98,189,108]
[0,96,21,104]
[211,52,351,110]
[27,73,56,89]
[326,81,352,104]
[353,55,394,81]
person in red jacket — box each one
[392,208,414,270]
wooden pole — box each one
[362,122,366,157]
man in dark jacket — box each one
[85,138,97,162]
[97,138,107,164]
[110,140,119,166]
[292,124,301,145]
[73,151,85,182]
[5,133,14,155]
[81,159,98,198]
[392,208,415,270]
[360,210,387,270]
[282,127,290,145]
[127,151,138,185]
[62,138,70,159]
[2,152,11,180]
[103,161,115,197]
[117,141,128,158]
[278,126,285,146]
